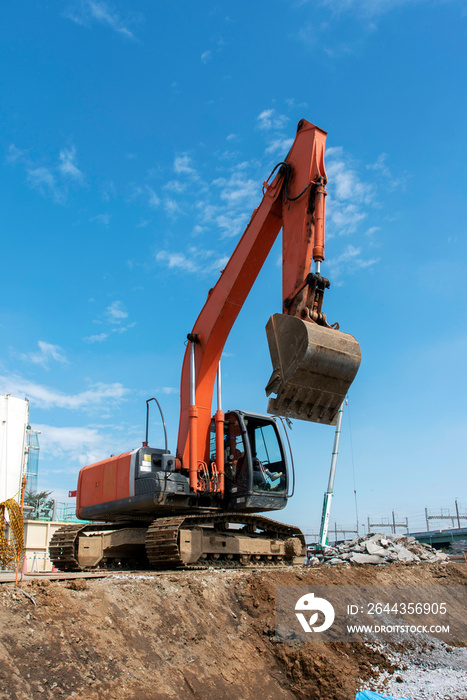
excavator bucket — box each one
[265,313,361,425]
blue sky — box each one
[1,0,466,536]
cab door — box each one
[219,410,289,512]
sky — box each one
[1,0,466,538]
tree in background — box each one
[24,490,54,520]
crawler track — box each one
[50,514,305,571]
[145,513,305,568]
[48,523,86,571]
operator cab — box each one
[211,410,289,513]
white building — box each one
[0,395,35,504]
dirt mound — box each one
[0,562,466,700]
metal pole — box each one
[425,507,429,532]
[326,401,344,493]
[217,360,222,411]
[188,336,199,492]
[455,499,461,529]
[190,340,196,406]
[214,360,225,494]
[145,398,168,451]
[318,401,344,548]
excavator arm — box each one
[56,119,360,572]
[176,119,361,493]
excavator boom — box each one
[177,119,361,482]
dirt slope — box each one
[0,562,466,700]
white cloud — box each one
[155,251,198,274]
[265,137,294,155]
[315,0,423,19]
[366,152,405,189]
[164,198,180,216]
[158,387,178,395]
[58,146,83,180]
[163,180,187,194]
[174,154,197,177]
[6,144,28,165]
[66,0,137,39]
[213,173,258,207]
[101,181,117,201]
[34,423,133,468]
[0,375,129,411]
[257,109,289,131]
[146,187,160,209]
[163,180,186,194]
[326,244,379,281]
[84,301,134,342]
[91,213,111,226]
[213,212,250,239]
[85,332,109,343]
[193,168,262,239]
[8,143,85,203]
[326,149,373,203]
[325,147,375,236]
[106,301,129,323]
[20,341,69,369]
[156,249,229,275]
[27,167,64,203]
[201,50,212,64]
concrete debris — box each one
[320,532,449,566]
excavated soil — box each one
[0,562,466,700]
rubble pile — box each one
[320,532,449,566]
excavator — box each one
[49,119,361,570]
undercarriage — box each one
[49,514,305,570]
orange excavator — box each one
[49,119,361,570]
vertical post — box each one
[214,361,225,495]
[318,401,344,548]
[367,517,370,534]
[188,336,199,492]
[392,511,396,535]
[425,507,429,531]
[455,500,461,529]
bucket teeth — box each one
[265,313,361,425]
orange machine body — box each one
[76,451,133,518]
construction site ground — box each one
[0,561,466,700]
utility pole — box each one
[317,401,344,548]
[425,501,467,530]
[368,515,408,534]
